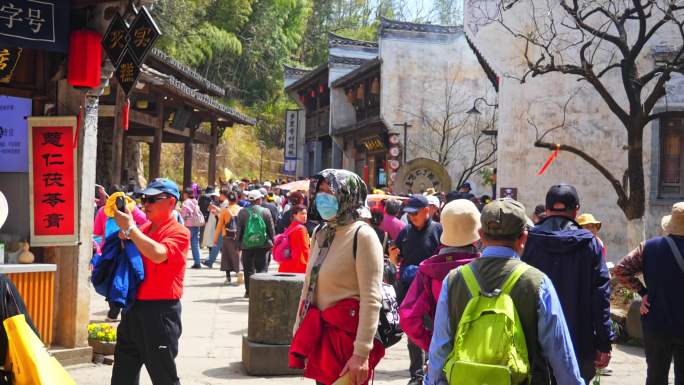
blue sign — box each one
[0,95,31,172]
[0,0,69,52]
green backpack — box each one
[242,206,267,249]
[443,263,531,385]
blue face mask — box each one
[315,193,339,220]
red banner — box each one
[29,117,78,246]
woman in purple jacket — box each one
[398,199,481,351]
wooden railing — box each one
[305,106,330,138]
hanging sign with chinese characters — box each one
[101,4,161,96]
[28,116,78,246]
[283,109,300,175]
[0,0,69,52]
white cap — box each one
[426,195,440,208]
[248,190,263,201]
[263,181,272,187]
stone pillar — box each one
[242,273,304,375]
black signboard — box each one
[0,0,69,52]
[102,12,129,67]
[114,49,141,96]
[101,4,161,96]
[0,46,21,83]
[127,7,160,65]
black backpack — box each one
[353,224,403,348]
[225,212,238,240]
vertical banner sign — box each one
[283,109,299,175]
[0,95,31,172]
[28,116,78,246]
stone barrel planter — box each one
[242,272,304,375]
[88,339,116,356]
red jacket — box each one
[290,299,385,385]
[278,222,309,274]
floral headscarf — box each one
[309,169,367,228]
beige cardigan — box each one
[297,221,384,358]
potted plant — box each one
[87,323,116,355]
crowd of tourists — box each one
[90,170,684,385]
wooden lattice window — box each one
[660,117,684,196]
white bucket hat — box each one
[440,199,481,247]
[662,202,684,236]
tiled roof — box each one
[331,58,381,88]
[284,64,311,77]
[284,63,329,92]
[140,65,256,126]
[380,17,463,34]
[464,34,499,92]
[328,32,378,49]
[329,55,371,66]
[146,48,225,97]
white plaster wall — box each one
[464,0,684,261]
[379,31,495,194]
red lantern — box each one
[67,30,102,89]
[310,90,316,97]
[299,94,305,103]
[122,99,130,131]
[319,84,325,93]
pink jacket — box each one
[398,247,479,351]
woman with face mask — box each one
[289,169,385,385]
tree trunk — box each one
[626,217,645,252]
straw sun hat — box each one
[662,202,684,236]
[440,199,481,247]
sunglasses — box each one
[142,195,170,204]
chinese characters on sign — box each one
[29,117,78,246]
[283,110,300,175]
[101,5,161,96]
[0,46,21,83]
[0,95,31,172]
[0,0,69,52]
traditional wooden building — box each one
[96,47,255,190]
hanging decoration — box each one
[356,84,365,100]
[536,144,560,176]
[370,78,380,95]
[68,30,102,89]
[122,100,130,131]
[309,89,316,98]
[319,84,325,94]
[299,94,305,104]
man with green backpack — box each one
[237,190,275,298]
[426,199,585,385]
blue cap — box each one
[403,194,429,213]
[141,178,180,201]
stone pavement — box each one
[68,253,656,385]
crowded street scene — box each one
[0,0,684,384]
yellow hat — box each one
[104,192,137,218]
[576,213,601,229]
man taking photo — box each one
[112,178,190,385]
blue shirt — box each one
[425,246,585,385]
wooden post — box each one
[110,85,126,186]
[208,114,218,187]
[183,138,193,189]
[149,102,163,179]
